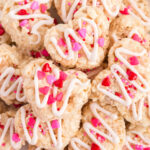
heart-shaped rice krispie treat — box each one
[15,104,82,149]
[21,58,91,121]
[54,0,122,23]
[68,102,126,150]
[0,110,24,150]
[45,6,110,69]
[1,0,54,52]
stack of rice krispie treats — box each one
[0,0,150,150]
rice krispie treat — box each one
[0,1,11,45]
[91,39,150,107]
[1,0,54,52]
[109,15,150,50]
[0,44,26,105]
[54,0,122,23]
[45,6,110,69]
[120,0,150,27]
[123,125,150,150]
[21,58,90,121]
[0,110,24,150]
[68,102,126,150]
[15,104,82,149]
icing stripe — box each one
[71,102,119,150]
[0,67,26,102]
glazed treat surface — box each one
[0,44,26,105]
[45,6,110,69]
[15,104,82,149]
[1,0,54,52]
[123,125,150,150]
[0,110,24,150]
[68,102,126,150]
[121,0,150,27]
[21,58,91,121]
[54,0,122,23]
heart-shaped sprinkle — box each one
[51,120,60,129]
[72,42,82,51]
[12,133,20,143]
[27,117,36,128]
[101,76,111,86]
[42,63,52,72]
[30,1,39,10]
[60,71,67,81]
[37,71,45,80]
[39,86,49,95]
[47,94,56,105]
[47,75,56,85]
[129,56,139,65]
[78,28,86,39]
[98,37,104,47]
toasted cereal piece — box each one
[109,15,150,50]
[0,110,24,150]
[45,6,110,69]
[54,0,122,23]
[68,102,126,150]
[0,44,26,105]
[120,0,150,28]
[0,100,8,114]
[1,0,54,52]
[91,38,150,108]
[21,58,91,121]
[123,125,150,150]
[15,104,82,149]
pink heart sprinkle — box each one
[46,75,56,85]
[78,28,86,39]
[129,56,139,65]
[47,94,56,105]
[12,133,20,143]
[134,144,143,150]
[98,37,104,47]
[72,42,82,51]
[132,34,142,43]
[51,120,60,129]
[27,117,35,128]
[30,1,39,10]
[40,4,47,13]
[39,86,49,95]
[60,71,67,80]
[91,117,100,127]
[37,71,45,80]
[56,92,63,101]
[19,19,28,27]
[57,38,66,47]
[41,49,50,57]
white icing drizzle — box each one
[61,0,119,22]
[0,67,26,102]
[97,47,149,106]
[0,118,22,149]
[50,17,99,63]
[71,102,119,150]
[20,107,63,149]
[132,97,144,121]
[125,131,150,149]
[126,0,150,26]
[34,66,89,117]
[9,0,53,44]
[71,138,91,150]
[47,119,62,149]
